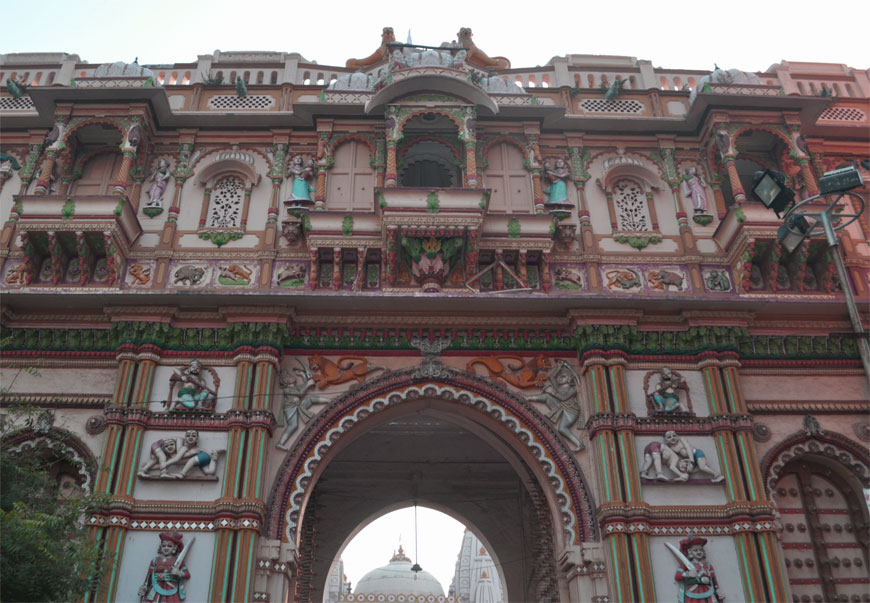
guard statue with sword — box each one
[666,537,725,603]
[138,531,194,602]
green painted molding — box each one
[0,323,860,360]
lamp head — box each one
[752,169,794,217]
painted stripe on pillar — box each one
[714,433,740,501]
[122,428,144,497]
[609,535,628,603]
[735,432,760,501]
[758,532,787,601]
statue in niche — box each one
[526,360,584,451]
[165,360,219,411]
[543,159,571,205]
[641,431,723,482]
[276,359,330,450]
[138,429,224,480]
[287,155,315,202]
[138,531,193,603]
[666,537,725,603]
[146,159,171,210]
[681,167,709,214]
[644,367,691,414]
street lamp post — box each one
[775,186,870,381]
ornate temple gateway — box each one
[1,27,868,602]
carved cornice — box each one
[104,407,276,434]
[88,500,267,532]
[747,400,869,414]
[586,412,754,437]
[0,392,110,408]
[597,500,777,524]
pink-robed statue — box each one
[146,159,171,208]
[138,531,192,602]
[681,167,709,213]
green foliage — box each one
[426,191,440,214]
[61,198,75,220]
[613,233,661,250]
[341,214,354,236]
[734,207,746,223]
[0,397,107,602]
[197,231,243,247]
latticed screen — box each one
[207,176,244,227]
[613,180,649,231]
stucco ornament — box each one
[526,360,584,451]
[137,531,192,602]
[667,537,725,603]
[286,155,314,203]
[681,166,709,215]
[645,367,691,413]
[138,429,224,480]
[641,431,723,482]
[276,360,330,450]
[164,360,219,411]
[145,159,171,216]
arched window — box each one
[484,143,531,213]
[73,151,123,196]
[612,178,652,231]
[774,457,869,603]
[206,175,245,227]
[327,140,375,211]
[399,140,458,188]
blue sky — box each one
[4,0,868,72]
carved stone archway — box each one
[266,366,598,601]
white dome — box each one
[354,548,444,597]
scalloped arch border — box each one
[266,368,598,547]
[2,426,98,494]
[760,430,869,496]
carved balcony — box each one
[7,194,142,287]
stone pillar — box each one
[699,353,788,602]
[209,347,279,603]
[332,247,342,290]
[33,149,58,195]
[113,149,137,195]
[710,179,728,220]
[797,158,819,196]
[723,156,745,203]
[464,139,478,187]
[385,140,398,187]
[155,140,194,286]
[583,351,654,602]
[87,347,159,602]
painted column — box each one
[723,156,745,203]
[232,350,278,602]
[155,140,194,286]
[797,159,819,197]
[385,140,398,187]
[700,353,788,601]
[113,149,137,195]
[210,351,255,602]
[583,351,654,602]
[33,148,58,195]
[710,179,728,220]
[464,140,478,187]
[88,346,159,602]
